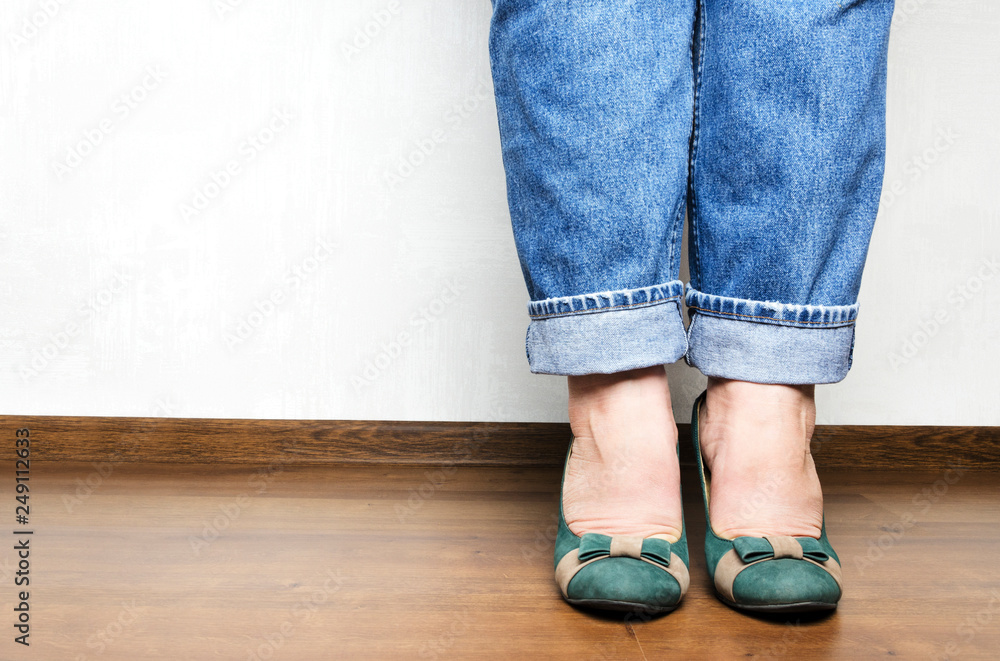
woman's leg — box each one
[688,0,895,536]
[488,0,695,538]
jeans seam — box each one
[668,193,686,279]
[529,295,682,320]
[687,0,707,288]
[688,306,855,328]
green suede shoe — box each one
[553,440,690,614]
[691,391,844,613]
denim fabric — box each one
[488,0,895,383]
[527,281,687,374]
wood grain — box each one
[1,462,997,660]
[2,415,998,470]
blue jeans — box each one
[488,0,895,384]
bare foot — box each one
[698,377,824,539]
[562,366,683,541]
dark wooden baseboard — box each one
[3,415,998,470]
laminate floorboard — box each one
[1,462,998,660]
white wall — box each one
[0,0,996,425]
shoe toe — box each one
[566,557,683,612]
[731,558,841,609]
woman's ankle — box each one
[700,378,824,539]
[562,366,683,540]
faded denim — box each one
[488,0,895,383]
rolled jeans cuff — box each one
[684,287,859,384]
[525,280,687,375]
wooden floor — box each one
[3,462,999,660]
